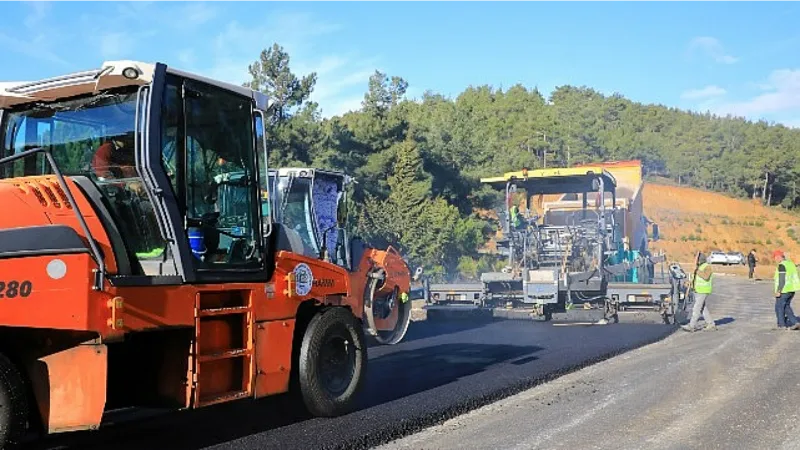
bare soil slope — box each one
[645,183,800,278]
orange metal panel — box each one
[254,319,295,398]
[0,254,106,331]
[27,344,107,434]
[0,176,120,274]
[365,247,411,332]
[0,181,52,229]
[254,252,354,322]
[196,357,246,403]
[197,316,246,355]
[113,285,197,331]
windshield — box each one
[0,89,167,263]
[276,175,319,255]
[2,90,137,178]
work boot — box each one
[681,325,697,332]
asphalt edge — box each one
[325,324,679,450]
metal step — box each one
[197,390,250,408]
[198,306,250,317]
[197,348,252,363]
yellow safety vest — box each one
[693,263,713,294]
[774,260,800,294]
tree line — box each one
[246,43,800,280]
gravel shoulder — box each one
[380,277,798,450]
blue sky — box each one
[2,2,800,126]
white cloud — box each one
[114,2,156,22]
[177,49,196,66]
[0,32,70,67]
[780,118,800,129]
[181,2,217,27]
[680,85,727,100]
[688,36,739,64]
[99,32,132,59]
[321,96,365,117]
[0,2,74,68]
[312,68,374,103]
[194,13,377,118]
[297,55,348,78]
[23,1,50,29]
[712,69,800,117]
[6,4,376,118]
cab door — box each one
[173,76,266,280]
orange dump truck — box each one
[0,61,393,446]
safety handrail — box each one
[0,147,106,290]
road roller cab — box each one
[0,61,368,447]
[270,168,413,345]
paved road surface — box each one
[380,276,797,450]
[28,301,676,450]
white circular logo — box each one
[46,259,67,280]
[294,263,313,296]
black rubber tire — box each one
[298,307,367,417]
[0,353,29,449]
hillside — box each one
[645,183,800,278]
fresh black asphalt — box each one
[29,317,675,450]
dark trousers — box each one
[775,292,798,328]
[748,265,755,279]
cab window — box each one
[277,176,320,256]
[0,90,166,263]
[179,80,261,268]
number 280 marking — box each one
[0,281,33,299]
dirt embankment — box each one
[645,183,800,278]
